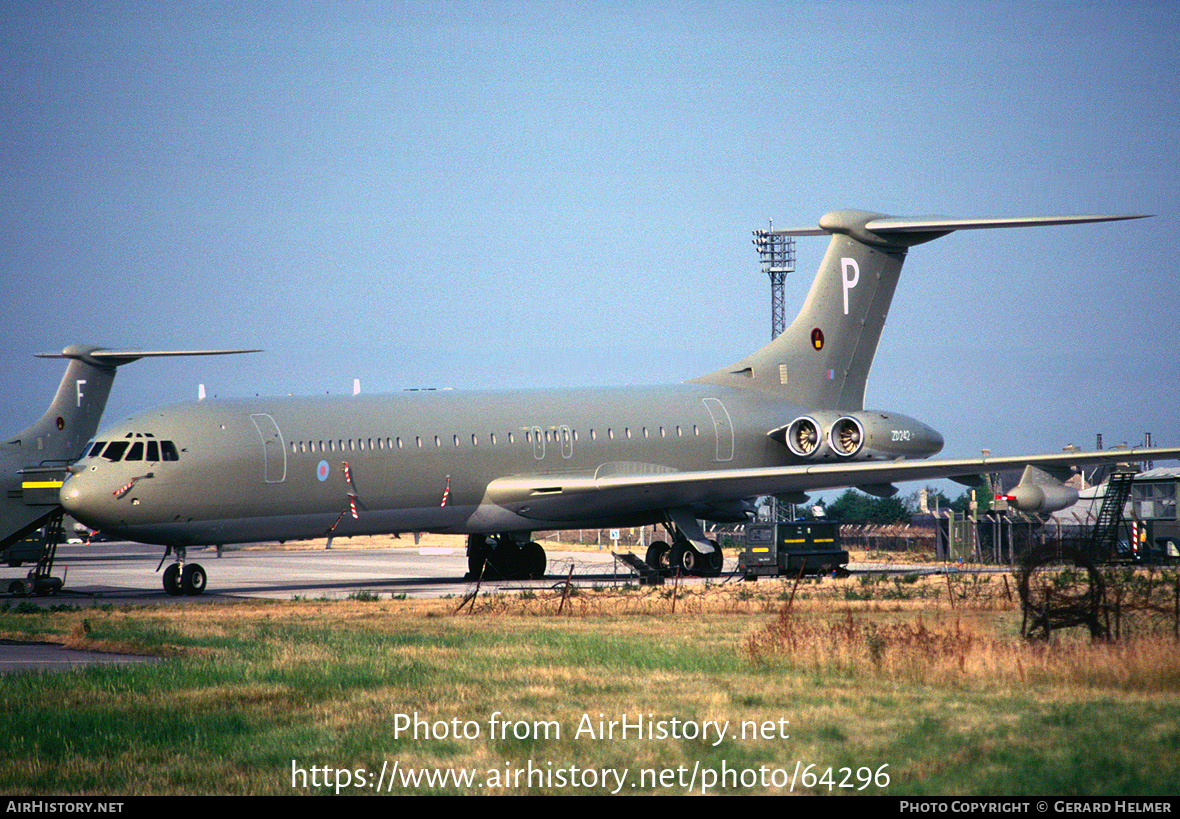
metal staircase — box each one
[1090,470,1136,561]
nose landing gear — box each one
[160,546,207,596]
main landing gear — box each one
[159,546,207,596]
[466,534,547,581]
[644,512,724,578]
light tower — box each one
[753,221,799,522]
[751,221,796,338]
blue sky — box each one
[3,1,1178,472]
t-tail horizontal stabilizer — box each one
[692,210,1149,409]
[33,346,264,366]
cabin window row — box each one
[287,425,701,455]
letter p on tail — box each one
[841,257,860,315]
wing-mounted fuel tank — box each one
[1000,465,1079,514]
[770,410,943,462]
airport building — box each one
[1048,467,1180,562]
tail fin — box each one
[9,346,119,465]
[9,345,261,465]
[2,345,260,549]
[691,210,1146,409]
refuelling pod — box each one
[827,411,944,460]
[1002,465,1079,514]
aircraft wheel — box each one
[522,541,546,579]
[466,535,489,579]
[34,577,63,596]
[479,539,512,581]
[9,579,28,595]
[497,544,524,580]
[704,541,723,577]
[671,542,699,576]
[163,564,183,596]
[182,563,207,596]
[645,541,671,574]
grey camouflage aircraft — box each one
[2,346,256,554]
[58,209,1180,595]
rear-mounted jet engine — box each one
[774,410,943,461]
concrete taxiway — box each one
[3,536,942,608]
[2,537,647,606]
[0,639,162,673]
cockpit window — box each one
[101,441,129,461]
[89,437,178,462]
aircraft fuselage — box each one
[59,384,940,547]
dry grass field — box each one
[2,569,1178,796]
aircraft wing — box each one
[482,446,1180,522]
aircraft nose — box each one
[60,471,106,528]
[59,475,84,514]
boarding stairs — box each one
[612,552,664,586]
[1089,470,1136,562]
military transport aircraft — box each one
[58,209,1179,595]
[2,346,257,558]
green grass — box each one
[1,577,1178,796]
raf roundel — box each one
[317,460,330,482]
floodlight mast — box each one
[752,220,799,523]
[751,220,796,339]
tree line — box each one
[811,481,992,524]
